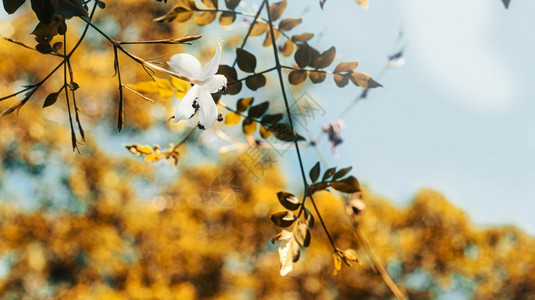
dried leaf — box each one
[194,11,217,26]
[334,61,359,73]
[224,112,241,125]
[331,176,361,193]
[261,113,283,125]
[349,72,382,89]
[242,119,257,135]
[313,46,336,69]
[225,0,240,10]
[219,11,235,25]
[270,123,303,142]
[323,167,336,181]
[248,101,269,118]
[245,73,266,91]
[270,210,297,228]
[291,33,314,43]
[333,166,352,180]
[277,191,300,210]
[309,161,320,183]
[269,0,287,21]
[288,70,307,85]
[249,21,268,36]
[294,43,312,68]
[334,73,349,87]
[260,124,271,139]
[237,97,254,112]
[279,18,302,31]
[280,38,294,57]
[309,71,326,84]
[262,29,281,47]
[332,253,342,276]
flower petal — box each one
[197,88,218,129]
[202,74,227,94]
[201,39,222,81]
[173,85,200,123]
[168,53,203,79]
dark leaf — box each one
[307,182,328,196]
[53,0,88,18]
[319,0,325,9]
[291,33,314,43]
[309,71,326,83]
[261,113,283,126]
[309,161,320,183]
[36,42,54,54]
[331,176,361,193]
[3,0,26,14]
[68,81,79,91]
[249,21,268,36]
[349,72,382,89]
[236,48,256,73]
[307,46,320,68]
[242,119,257,135]
[97,0,105,8]
[277,191,300,210]
[323,167,337,181]
[237,97,254,112]
[245,73,266,90]
[260,124,271,139]
[32,17,62,38]
[313,46,336,69]
[52,41,62,52]
[219,11,235,25]
[262,29,281,47]
[304,208,314,229]
[288,70,307,85]
[31,0,54,24]
[334,61,358,73]
[294,42,311,68]
[2,99,27,116]
[225,0,240,9]
[270,123,304,142]
[248,101,269,118]
[333,166,352,180]
[218,65,241,94]
[269,0,287,21]
[270,210,296,228]
[43,91,60,108]
[194,11,217,26]
[279,18,301,31]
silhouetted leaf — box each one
[43,91,60,108]
[224,112,241,125]
[52,41,62,52]
[218,65,241,94]
[219,11,235,25]
[3,0,26,14]
[261,113,283,125]
[31,0,54,24]
[236,48,256,73]
[280,38,294,57]
[54,0,87,18]
[309,161,320,183]
[331,176,360,193]
[271,123,304,142]
[237,97,254,112]
[279,18,301,31]
[314,46,336,69]
[333,166,352,180]
[245,73,266,90]
[270,210,296,227]
[242,119,257,135]
[323,167,337,181]
[309,71,326,83]
[248,101,269,118]
[269,0,287,21]
[36,42,54,54]
[334,61,358,73]
[291,33,314,43]
[194,11,217,25]
[225,0,240,9]
[288,70,307,85]
[32,16,63,38]
[277,191,300,210]
[307,182,328,196]
[349,72,382,89]
[294,42,311,68]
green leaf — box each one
[237,97,254,112]
[309,161,320,183]
[277,191,300,210]
[245,73,266,91]
[313,46,336,69]
[331,176,361,193]
[248,101,269,119]
[270,210,296,227]
[323,167,337,181]
[333,166,352,180]
[269,0,287,21]
[279,17,301,31]
[43,91,60,108]
[236,48,256,73]
[3,0,26,14]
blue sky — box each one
[295,0,535,234]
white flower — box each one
[168,39,227,129]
